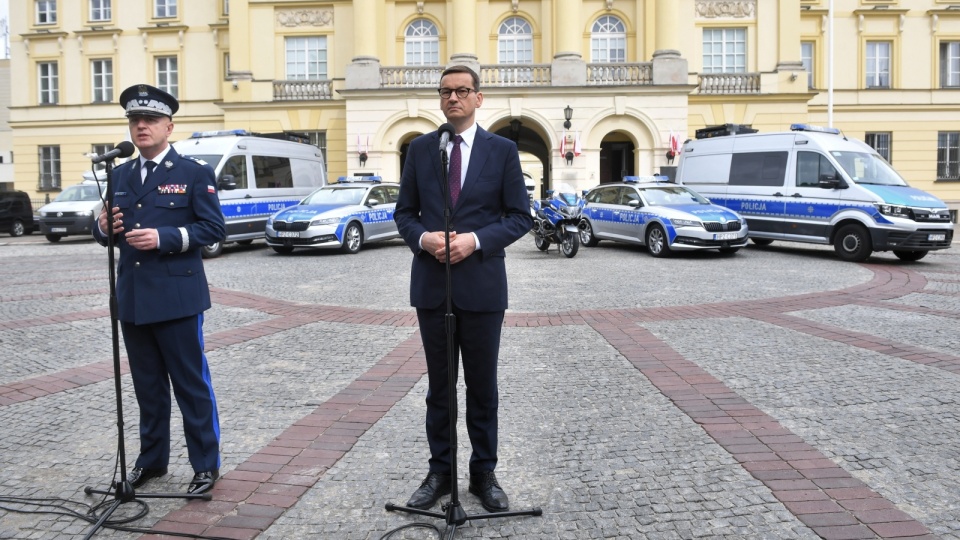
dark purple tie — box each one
[449,135,463,206]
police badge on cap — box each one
[118,84,179,118]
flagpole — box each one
[827,0,834,128]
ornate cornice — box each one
[276,9,334,28]
[695,0,757,19]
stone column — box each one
[448,0,479,69]
[345,0,381,90]
[552,0,586,86]
[652,0,686,85]
[776,0,804,72]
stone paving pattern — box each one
[0,236,958,539]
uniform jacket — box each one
[394,126,532,312]
[93,147,225,325]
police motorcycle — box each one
[530,186,586,258]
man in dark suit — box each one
[93,84,226,495]
[394,66,533,512]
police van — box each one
[172,129,326,257]
[675,123,954,262]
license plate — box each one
[51,227,67,233]
[277,231,300,238]
[928,233,946,242]
[714,232,738,240]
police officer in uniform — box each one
[93,84,226,494]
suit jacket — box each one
[395,126,532,312]
[93,147,226,325]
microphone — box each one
[438,123,455,153]
[91,141,136,164]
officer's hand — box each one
[424,231,455,260]
[125,228,160,251]
[445,233,476,264]
[99,206,124,235]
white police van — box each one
[172,129,326,257]
[676,123,954,262]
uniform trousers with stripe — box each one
[120,314,220,473]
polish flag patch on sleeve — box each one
[207,185,216,194]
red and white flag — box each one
[574,131,582,157]
[560,129,567,156]
[669,131,680,154]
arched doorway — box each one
[491,118,552,200]
[599,132,636,184]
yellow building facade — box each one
[6,0,960,219]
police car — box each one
[264,177,400,254]
[579,177,749,257]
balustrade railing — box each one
[273,79,334,100]
[586,63,652,86]
[697,73,761,94]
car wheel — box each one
[893,250,928,262]
[718,247,740,255]
[833,224,872,262]
[202,241,223,259]
[646,225,671,258]
[341,222,363,254]
[45,234,62,243]
[579,221,599,247]
[271,246,295,255]
[561,232,579,258]
[750,238,773,246]
[10,219,25,237]
[534,235,550,251]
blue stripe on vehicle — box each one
[220,199,301,218]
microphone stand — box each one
[385,141,542,538]
[81,158,209,540]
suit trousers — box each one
[121,314,221,473]
[416,305,503,476]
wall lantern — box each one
[563,105,573,129]
[565,151,575,165]
[359,152,368,167]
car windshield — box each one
[640,186,709,206]
[302,187,366,206]
[180,154,222,169]
[830,151,907,186]
[54,185,103,202]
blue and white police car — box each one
[579,177,749,257]
[264,177,400,254]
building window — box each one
[306,131,328,173]
[222,0,229,16]
[39,146,61,190]
[866,41,891,88]
[38,62,59,105]
[154,0,177,19]
[156,56,178,98]
[937,132,960,181]
[223,53,230,80]
[285,37,327,80]
[801,41,815,88]
[90,0,111,21]
[36,0,57,24]
[591,15,626,63]
[498,17,533,64]
[92,143,114,172]
[91,59,113,103]
[404,19,439,66]
[940,41,960,88]
[703,28,746,73]
[865,132,891,163]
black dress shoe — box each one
[405,472,452,509]
[126,467,167,488]
[187,470,219,494]
[469,471,509,512]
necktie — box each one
[448,135,463,206]
[144,160,157,185]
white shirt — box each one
[140,145,172,183]
[445,122,477,188]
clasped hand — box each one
[99,206,159,250]
[423,231,475,264]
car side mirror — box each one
[217,174,237,191]
[628,200,641,208]
[366,198,380,207]
[818,173,842,189]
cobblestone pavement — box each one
[0,234,958,539]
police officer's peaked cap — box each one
[119,84,179,118]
